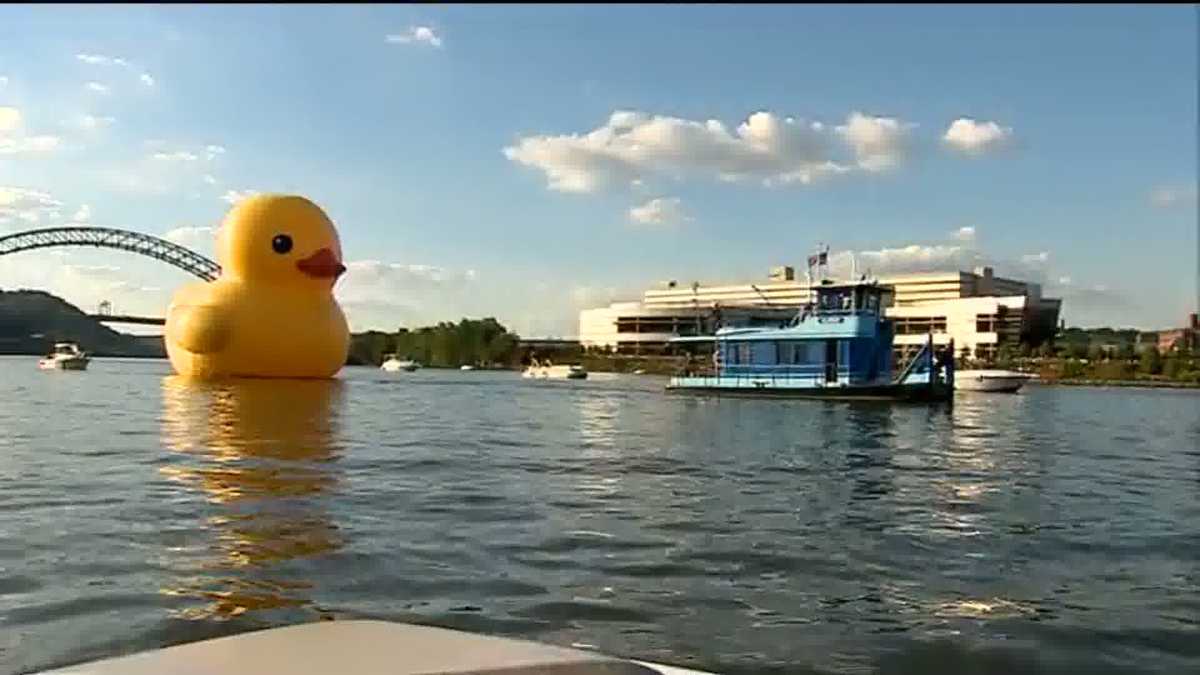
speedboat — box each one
[954,369,1032,393]
[381,355,420,372]
[38,342,89,371]
[522,362,588,380]
[31,620,712,675]
[460,364,476,371]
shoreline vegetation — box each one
[4,290,1197,389]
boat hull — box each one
[523,365,588,380]
[38,357,89,371]
[662,372,950,398]
[667,377,950,402]
[954,370,1030,393]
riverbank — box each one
[1033,378,1200,390]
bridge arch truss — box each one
[0,226,220,281]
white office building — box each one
[579,266,1061,359]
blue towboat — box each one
[667,280,954,401]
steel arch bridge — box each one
[0,226,220,281]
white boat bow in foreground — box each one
[35,620,713,675]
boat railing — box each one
[893,334,955,388]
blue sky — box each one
[0,4,1196,334]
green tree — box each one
[1087,343,1104,361]
[1116,342,1136,361]
[1067,342,1089,360]
[1138,347,1163,376]
[1163,356,1182,380]
[996,343,1018,368]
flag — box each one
[807,254,819,267]
[818,250,828,265]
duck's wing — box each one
[167,303,232,354]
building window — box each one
[894,316,947,335]
[976,314,996,333]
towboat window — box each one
[777,342,796,364]
[737,342,751,364]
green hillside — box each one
[0,289,164,357]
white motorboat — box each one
[460,364,476,371]
[522,361,587,380]
[954,369,1032,393]
[381,355,420,372]
[32,620,713,675]
[37,342,89,371]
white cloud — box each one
[0,186,64,227]
[1149,184,1197,208]
[77,53,153,90]
[336,259,479,330]
[76,53,128,67]
[202,174,218,185]
[0,107,19,134]
[0,76,8,89]
[504,109,915,194]
[204,144,225,160]
[942,118,1013,154]
[829,244,984,278]
[152,150,199,162]
[79,114,116,129]
[834,112,914,171]
[72,204,91,223]
[0,122,61,155]
[504,109,911,194]
[629,197,689,226]
[163,226,217,254]
[85,82,110,94]
[951,226,976,241]
[221,189,259,205]
[1057,276,1073,286]
[1020,251,1049,265]
[0,135,60,154]
[385,26,443,48]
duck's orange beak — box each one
[296,248,346,279]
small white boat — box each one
[522,361,588,380]
[381,355,420,372]
[460,364,476,371]
[38,342,89,371]
[31,620,713,675]
[954,369,1032,393]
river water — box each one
[1,357,1197,674]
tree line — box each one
[346,318,521,368]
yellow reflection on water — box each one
[932,596,1038,620]
[159,376,345,622]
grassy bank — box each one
[1033,378,1200,390]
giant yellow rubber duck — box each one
[165,194,350,380]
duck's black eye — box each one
[271,234,293,254]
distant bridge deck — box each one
[89,314,166,326]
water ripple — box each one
[1,362,1198,675]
